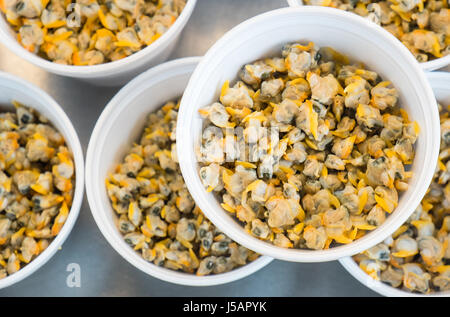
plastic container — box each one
[286,0,450,71]
[176,7,440,262]
[0,0,197,87]
[85,57,273,286]
[0,72,84,289]
[339,71,450,297]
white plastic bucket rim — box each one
[286,0,450,71]
[85,57,273,286]
[176,6,440,263]
[0,0,197,79]
[0,72,84,289]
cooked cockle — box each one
[380,265,404,288]
[364,243,390,261]
[432,267,450,292]
[106,100,259,276]
[302,0,449,62]
[1,0,186,65]
[354,102,450,294]
[0,102,75,279]
[197,41,418,251]
[402,263,432,293]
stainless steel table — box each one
[0,0,447,297]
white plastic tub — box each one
[176,7,440,262]
[85,57,273,286]
[339,72,450,297]
[0,72,84,289]
[0,0,197,87]
[286,0,450,71]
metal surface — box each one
[0,0,447,297]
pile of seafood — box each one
[303,0,450,62]
[197,41,419,250]
[0,0,186,65]
[354,102,450,294]
[0,102,75,279]
[106,100,259,276]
